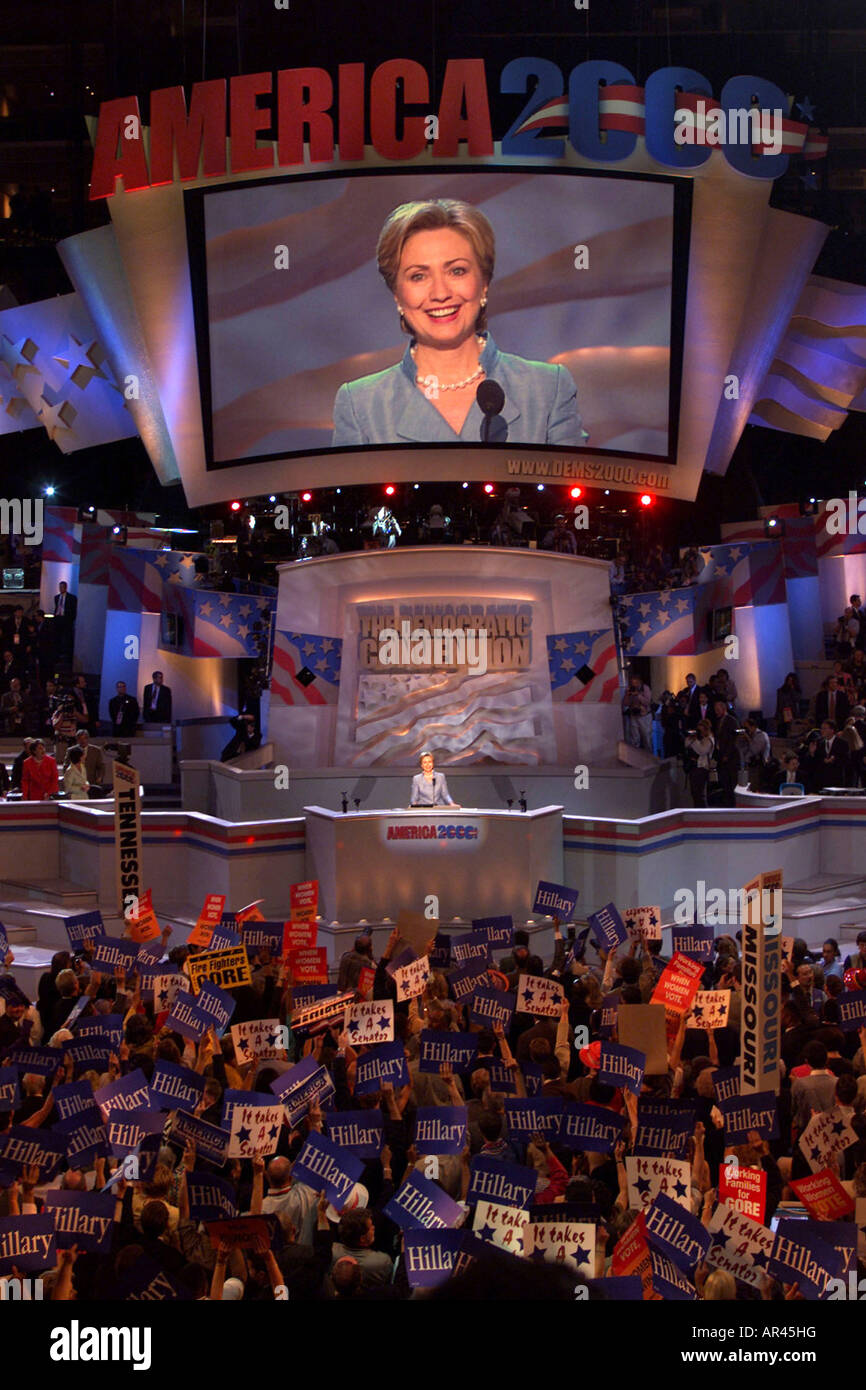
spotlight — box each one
[268,495,276,503]
[483,484,494,494]
[301,492,312,503]
[462,482,469,489]
[604,489,610,496]
[385,485,395,496]
[763,515,785,537]
[230,501,241,512]
[413,483,420,490]
[537,484,545,491]
[570,486,582,500]
[44,485,56,497]
[639,494,653,507]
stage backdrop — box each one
[270,548,620,768]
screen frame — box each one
[185,163,693,475]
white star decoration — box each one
[676,598,689,613]
[52,334,105,386]
[638,602,652,617]
[38,394,75,439]
[638,621,651,637]
[199,601,214,617]
[219,592,232,607]
[0,335,38,376]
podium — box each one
[304,805,564,924]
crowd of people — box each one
[0,908,864,1302]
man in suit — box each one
[70,674,94,731]
[28,609,54,685]
[108,680,139,737]
[713,699,741,806]
[815,676,850,730]
[818,719,849,785]
[687,684,715,731]
[142,670,172,723]
[0,677,31,736]
[0,648,19,695]
[53,582,77,659]
[3,605,28,657]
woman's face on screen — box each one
[396,228,487,349]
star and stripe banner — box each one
[162,585,275,659]
[42,506,81,565]
[697,542,786,608]
[546,629,619,703]
[271,630,343,707]
[108,547,207,614]
[512,84,827,161]
[618,585,712,657]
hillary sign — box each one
[90,61,823,201]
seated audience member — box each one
[21,738,58,800]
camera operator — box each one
[49,685,78,763]
[622,673,654,752]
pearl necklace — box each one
[412,334,486,392]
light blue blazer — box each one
[332,334,583,447]
[410,770,455,807]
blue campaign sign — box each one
[166,994,211,1039]
[413,1106,467,1155]
[6,1046,62,1077]
[0,1067,19,1113]
[290,1132,364,1208]
[106,1109,166,1158]
[450,933,491,969]
[649,1248,697,1300]
[634,1102,697,1158]
[271,1054,336,1121]
[195,980,236,1034]
[186,1171,239,1223]
[598,993,619,1039]
[169,1110,231,1166]
[709,1065,740,1105]
[354,1042,411,1097]
[94,1068,151,1118]
[449,960,490,1002]
[719,1091,778,1143]
[470,987,516,1032]
[467,1156,537,1209]
[51,1081,93,1123]
[0,1125,66,1179]
[533,881,579,921]
[0,1214,57,1274]
[150,1060,205,1112]
[383,1171,465,1232]
[472,916,514,950]
[429,933,452,969]
[325,1110,384,1160]
[598,1042,646,1094]
[90,937,138,974]
[43,1191,115,1253]
[770,1219,843,1301]
[559,1103,628,1153]
[55,1107,112,1167]
[643,1192,711,1271]
[587,903,628,953]
[503,1097,565,1138]
[671,924,715,962]
[63,910,105,946]
[63,1040,112,1075]
[404,1229,465,1289]
[837,991,866,1031]
[76,1014,124,1050]
[475,1058,516,1093]
[418,1031,478,1073]
[240,920,284,954]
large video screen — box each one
[187,167,689,470]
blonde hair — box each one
[377,199,495,334]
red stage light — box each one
[230,501,241,512]
[639,493,653,507]
[385,485,395,496]
[484,483,494,494]
[570,486,582,500]
[301,492,312,502]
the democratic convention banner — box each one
[799,1106,858,1172]
[384,1172,465,1232]
[43,1191,114,1254]
[587,902,628,953]
[560,1103,627,1153]
[113,761,142,919]
[418,1031,478,1073]
[403,1229,466,1290]
[470,986,516,1032]
[719,1090,778,1143]
[289,1132,364,1207]
[186,1172,240,1223]
[354,1042,410,1096]
[0,1214,57,1275]
[392,954,431,1002]
[270,1055,335,1123]
[515,973,563,1018]
[325,1110,384,1160]
[93,1069,151,1118]
[187,893,227,948]
[466,1156,537,1209]
[187,945,252,993]
[472,916,514,951]
[503,1097,564,1138]
[228,1099,286,1159]
[472,1199,529,1256]
[524,1219,595,1275]
[598,1042,647,1093]
[671,924,715,961]
[685,990,731,1030]
[413,1106,467,1155]
[708,1201,775,1288]
[450,932,491,970]
[718,1163,766,1223]
[643,1193,711,1272]
[790,1170,855,1222]
[623,906,662,944]
[149,1060,206,1112]
[169,1110,231,1166]
[63,909,105,947]
[344,999,394,1046]
[230,1018,286,1065]
[626,1156,692,1210]
[533,881,578,921]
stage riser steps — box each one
[2,925,37,946]
[0,903,125,951]
[0,878,99,907]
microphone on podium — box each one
[477,379,505,443]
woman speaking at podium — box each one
[332,198,583,448]
[410,751,460,808]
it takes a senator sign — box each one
[89,57,826,198]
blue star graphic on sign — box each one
[751,1249,769,1269]
[636,1176,652,1195]
[377,1016,390,1031]
[267,1123,280,1140]
[530,1247,547,1264]
[236,1126,251,1144]
[673,1179,688,1200]
[348,1019,360,1034]
[478,1222,495,1242]
[810,1146,822,1163]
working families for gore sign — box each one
[89,59,825,201]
